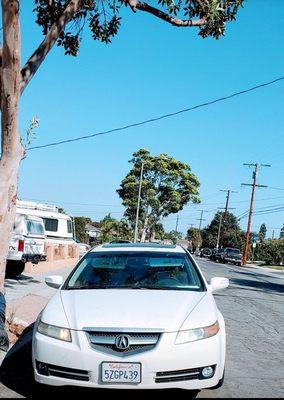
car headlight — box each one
[37,321,72,342]
[175,321,219,344]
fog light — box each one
[201,366,214,379]
[36,361,49,376]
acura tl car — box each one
[32,243,229,394]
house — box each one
[85,223,102,244]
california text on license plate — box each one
[101,362,141,384]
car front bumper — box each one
[33,328,225,390]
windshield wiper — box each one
[130,286,182,290]
[67,285,109,290]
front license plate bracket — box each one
[101,362,141,384]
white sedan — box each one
[32,243,229,395]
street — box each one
[0,259,283,398]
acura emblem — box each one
[115,335,130,350]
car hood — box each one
[60,289,206,332]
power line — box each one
[184,194,284,207]
[27,75,284,151]
[253,207,284,216]
[26,198,124,208]
[267,186,284,191]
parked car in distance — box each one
[33,243,229,395]
[223,248,242,266]
[6,214,46,278]
[75,239,91,258]
[209,248,224,262]
[199,248,212,258]
[210,247,241,266]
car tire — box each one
[5,261,25,279]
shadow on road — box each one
[4,275,41,289]
[230,277,284,295]
[0,325,200,398]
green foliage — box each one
[187,227,202,248]
[117,148,200,236]
[201,211,244,249]
[258,223,267,242]
[24,117,40,147]
[254,239,284,265]
[164,230,183,244]
[99,214,133,242]
[74,216,91,242]
[34,0,243,56]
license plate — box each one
[101,362,141,384]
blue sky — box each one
[18,0,284,238]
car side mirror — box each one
[45,275,63,289]
[210,277,229,292]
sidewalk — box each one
[242,263,284,280]
[5,267,72,326]
[3,266,73,353]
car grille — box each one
[155,366,216,383]
[36,361,89,381]
[85,330,162,356]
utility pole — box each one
[216,213,223,249]
[241,163,270,266]
[197,210,207,231]
[175,214,179,233]
[134,162,144,243]
[219,189,237,247]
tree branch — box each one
[127,1,206,27]
[20,0,83,95]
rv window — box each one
[27,220,45,236]
[67,220,73,234]
[43,218,58,232]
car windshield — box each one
[65,251,204,291]
[227,249,240,254]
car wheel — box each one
[5,261,25,279]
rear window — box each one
[27,220,44,236]
[65,251,204,292]
[227,249,240,254]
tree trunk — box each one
[0,0,23,289]
[0,1,23,350]
[150,229,156,242]
[140,215,149,243]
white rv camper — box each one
[6,200,76,278]
[6,213,46,278]
[16,200,75,244]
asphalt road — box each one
[0,258,283,398]
[198,258,284,398]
